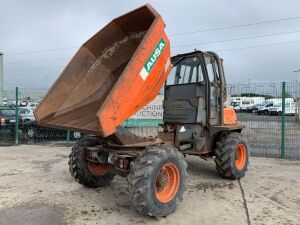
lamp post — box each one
[293,70,300,99]
[293,70,300,121]
[0,52,3,106]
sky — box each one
[1,0,300,90]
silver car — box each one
[19,108,35,122]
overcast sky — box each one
[1,0,300,89]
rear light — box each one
[21,116,25,123]
[0,117,5,124]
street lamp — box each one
[0,52,3,105]
[293,69,300,120]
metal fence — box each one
[1,82,299,159]
[227,81,300,159]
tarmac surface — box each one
[0,145,299,225]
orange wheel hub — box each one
[88,163,108,176]
[155,163,180,203]
[235,144,247,170]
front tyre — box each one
[214,132,249,179]
[68,136,114,188]
[127,146,187,217]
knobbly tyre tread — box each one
[214,132,249,179]
[127,145,188,217]
[68,135,114,188]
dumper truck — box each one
[35,4,249,217]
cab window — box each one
[166,57,203,85]
[178,65,191,84]
[213,59,220,80]
[204,56,215,82]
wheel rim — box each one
[73,131,81,139]
[155,163,180,203]
[88,163,108,176]
[235,144,247,170]
[27,128,35,138]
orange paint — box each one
[88,163,108,176]
[235,144,247,170]
[155,163,180,203]
[34,4,171,137]
[223,108,237,125]
[98,17,171,136]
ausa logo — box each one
[139,38,166,80]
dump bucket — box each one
[34,4,171,137]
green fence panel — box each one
[281,82,286,159]
[15,87,19,145]
[66,130,70,147]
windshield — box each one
[19,108,30,114]
[259,101,268,105]
[0,110,15,116]
[230,102,239,106]
[166,57,203,85]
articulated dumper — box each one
[35,4,249,217]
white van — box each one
[296,100,300,120]
[258,98,294,115]
[269,100,296,116]
[230,97,265,112]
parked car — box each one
[229,101,241,112]
[257,98,294,115]
[245,104,260,113]
[27,102,39,109]
[2,98,8,106]
[20,100,29,107]
[257,99,280,115]
[6,100,16,107]
[229,97,265,112]
[269,102,296,116]
[19,108,35,122]
[0,108,24,132]
[251,103,267,114]
[22,121,82,141]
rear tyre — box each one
[127,146,187,217]
[214,132,249,179]
[9,129,15,136]
[68,136,114,188]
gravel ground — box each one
[0,145,299,225]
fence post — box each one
[15,87,19,145]
[280,82,286,159]
[66,130,70,147]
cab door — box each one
[164,55,205,124]
[204,55,220,126]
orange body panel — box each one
[98,19,171,136]
[34,4,171,137]
[223,108,237,125]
